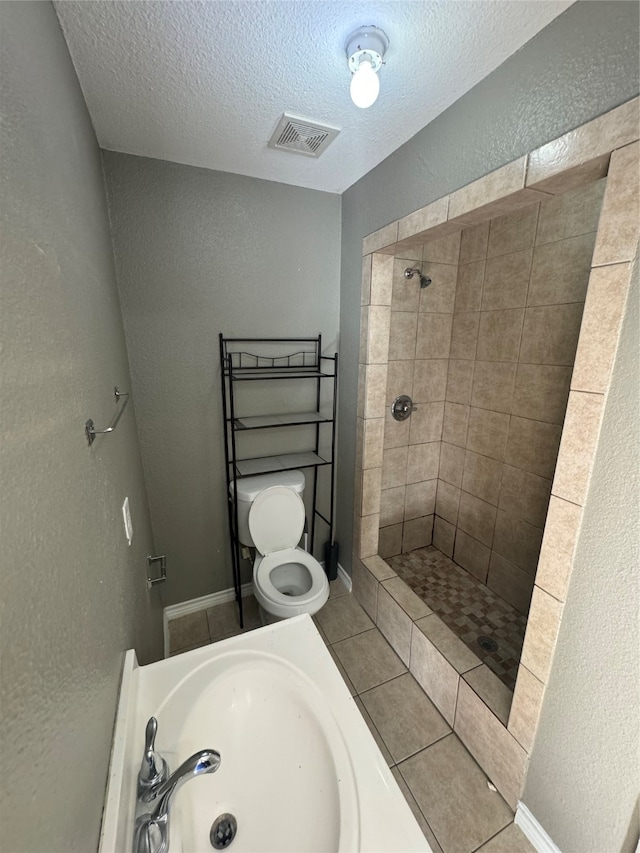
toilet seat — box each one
[254,548,329,619]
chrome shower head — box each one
[404,267,432,288]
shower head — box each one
[404,267,432,288]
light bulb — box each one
[350,58,380,109]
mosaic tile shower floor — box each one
[387,546,527,691]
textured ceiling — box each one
[54,1,573,193]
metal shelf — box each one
[219,334,337,630]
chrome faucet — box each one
[134,717,221,853]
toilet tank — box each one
[229,470,306,547]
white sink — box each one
[100,614,431,853]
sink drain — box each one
[477,635,498,653]
[210,814,237,849]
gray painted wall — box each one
[337,0,640,576]
[102,152,341,605]
[522,256,639,853]
[0,3,164,852]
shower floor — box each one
[387,546,527,691]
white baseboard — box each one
[515,802,562,853]
[163,563,351,658]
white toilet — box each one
[230,471,329,622]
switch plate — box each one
[122,497,133,546]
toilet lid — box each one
[248,486,305,555]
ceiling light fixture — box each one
[345,26,389,109]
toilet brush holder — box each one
[324,541,339,581]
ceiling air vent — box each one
[268,113,340,158]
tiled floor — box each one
[388,546,527,691]
[169,587,534,853]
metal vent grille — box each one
[268,113,340,158]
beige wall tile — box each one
[361,254,372,305]
[455,260,485,313]
[356,511,380,558]
[420,262,458,313]
[403,515,434,552]
[527,153,610,196]
[370,253,395,304]
[460,221,490,264]
[487,205,539,258]
[398,196,450,241]
[487,552,535,614]
[362,554,397,582]
[433,515,455,556]
[388,311,418,361]
[405,479,437,520]
[458,491,497,548]
[363,362,388,419]
[360,466,382,516]
[359,306,369,364]
[592,141,640,266]
[363,221,399,255]
[520,303,584,366]
[452,187,549,228]
[463,665,513,727]
[384,408,410,449]
[446,359,475,404]
[413,359,448,402]
[526,98,639,188]
[454,529,491,581]
[493,510,543,575]
[471,361,517,413]
[380,485,406,527]
[386,359,414,403]
[442,401,470,447]
[409,400,445,444]
[450,311,480,360]
[439,442,465,487]
[454,679,528,809]
[416,312,453,359]
[476,308,524,362]
[363,305,391,363]
[535,178,606,246]
[498,464,551,528]
[382,445,408,489]
[512,363,572,425]
[462,450,503,506]
[351,556,379,621]
[361,417,385,469]
[409,625,459,725]
[377,585,412,665]
[392,258,421,312]
[407,441,440,483]
[467,407,510,461]
[422,231,461,264]
[382,576,432,620]
[535,496,583,602]
[448,157,527,220]
[572,262,633,393]
[415,613,481,673]
[436,480,461,524]
[528,232,596,306]
[378,522,403,558]
[520,585,563,683]
[552,390,605,506]
[508,665,545,754]
[482,250,532,310]
[505,416,562,480]
[390,238,423,261]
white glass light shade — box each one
[350,59,380,109]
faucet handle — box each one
[138,717,168,796]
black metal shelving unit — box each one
[219,335,338,627]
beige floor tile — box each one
[475,823,535,853]
[328,647,356,696]
[382,575,432,620]
[360,673,451,763]
[169,638,211,657]
[328,577,349,599]
[170,610,209,651]
[399,735,513,853]
[332,628,407,693]
[354,697,394,766]
[313,593,373,644]
[206,597,258,641]
[391,767,444,853]
[362,554,397,581]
